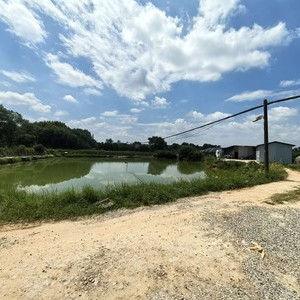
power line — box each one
[167,121,222,143]
[268,94,300,105]
[163,94,300,140]
[163,103,263,140]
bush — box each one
[178,145,204,161]
[34,144,46,155]
[154,150,177,159]
[215,160,245,170]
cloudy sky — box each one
[0,0,300,147]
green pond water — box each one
[0,158,206,193]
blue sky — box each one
[0,0,300,147]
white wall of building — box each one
[256,142,293,165]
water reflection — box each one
[147,160,171,175]
[177,161,205,175]
[0,158,93,189]
[0,158,206,193]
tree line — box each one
[0,104,220,158]
[0,105,96,150]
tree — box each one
[0,105,97,150]
[72,128,97,149]
[34,144,46,155]
[148,136,167,151]
[0,105,24,146]
[178,145,204,161]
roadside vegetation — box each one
[0,161,287,223]
[267,163,300,204]
[287,164,300,171]
[271,187,300,204]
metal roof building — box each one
[256,141,295,165]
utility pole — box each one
[263,99,269,173]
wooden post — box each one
[264,99,269,173]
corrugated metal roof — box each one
[256,141,295,147]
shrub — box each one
[215,160,245,170]
[34,144,46,155]
[154,150,177,159]
[178,145,204,161]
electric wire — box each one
[163,94,300,141]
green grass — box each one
[287,164,300,171]
[0,162,287,223]
[271,187,300,204]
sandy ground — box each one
[1,169,300,300]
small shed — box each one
[223,145,255,159]
[256,141,295,165]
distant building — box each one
[215,149,223,158]
[223,145,255,159]
[256,141,295,165]
[202,147,221,156]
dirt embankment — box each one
[1,169,300,299]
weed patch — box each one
[271,188,300,204]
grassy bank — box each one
[61,149,154,158]
[0,148,155,165]
[0,161,287,223]
[0,155,54,165]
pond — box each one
[0,158,206,193]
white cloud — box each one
[65,107,300,147]
[84,88,102,96]
[119,114,138,124]
[54,110,68,117]
[67,117,97,128]
[67,116,134,142]
[101,110,119,117]
[0,0,46,46]
[0,91,51,113]
[227,89,300,102]
[24,115,48,123]
[268,106,298,122]
[227,90,272,102]
[189,111,231,123]
[137,101,150,108]
[0,70,36,83]
[130,108,143,113]
[151,96,170,109]
[63,94,78,104]
[0,80,12,88]
[101,110,138,124]
[10,0,295,100]
[24,0,67,24]
[280,79,300,88]
[45,53,102,89]
[148,107,300,147]
[199,0,246,28]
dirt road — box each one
[1,169,300,299]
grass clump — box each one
[0,161,287,223]
[287,164,300,171]
[271,187,300,204]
